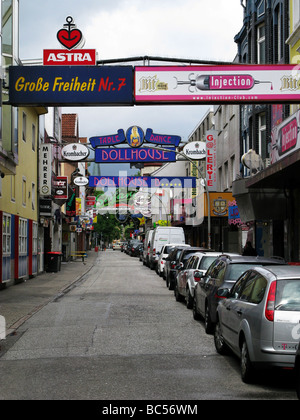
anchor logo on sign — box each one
[57,16,85,50]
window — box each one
[32,123,36,151]
[293,0,300,30]
[19,218,27,255]
[250,275,267,304]
[275,280,300,311]
[3,214,11,254]
[32,222,38,254]
[257,24,266,64]
[231,155,236,183]
[22,177,26,206]
[258,0,265,17]
[11,175,15,202]
[31,182,36,210]
[22,112,26,142]
[258,113,267,160]
[274,3,284,63]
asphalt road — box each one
[0,250,297,401]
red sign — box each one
[53,176,68,200]
[43,49,96,66]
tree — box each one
[93,213,121,244]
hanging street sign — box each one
[89,176,197,189]
[183,141,206,160]
[9,65,134,106]
[94,146,176,163]
[61,143,90,161]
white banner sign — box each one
[135,65,300,104]
[39,144,52,196]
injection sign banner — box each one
[9,65,133,106]
[134,65,300,104]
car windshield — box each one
[199,256,218,271]
[275,280,300,312]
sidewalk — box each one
[0,250,100,335]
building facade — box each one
[233,0,300,262]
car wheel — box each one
[241,339,254,384]
[186,289,193,309]
[192,297,201,320]
[205,305,214,334]
[214,320,228,355]
[175,284,184,302]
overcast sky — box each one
[19,0,244,175]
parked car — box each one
[149,226,185,270]
[165,246,209,290]
[175,252,228,308]
[112,241,122,250]
[142,229,154,267]
[127,239,142,256]
[193,254,286,334]
[157,243,190,278]
[214,265,300,383]
[131,242,143,257]
[295,340,300,399]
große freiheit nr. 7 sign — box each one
[9,65,134,106]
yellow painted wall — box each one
[0,106,39,221]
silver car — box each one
[214,265,300,383]
[175,252,225,308]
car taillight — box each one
[153,248,156,256]
[194,273,201,282]
[265,281,277,322]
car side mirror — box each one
[217,288,230,298]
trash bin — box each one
[46,252,62,273]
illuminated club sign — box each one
[134,65,300,104]
[94,147,176,163]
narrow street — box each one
[0,250,297,401]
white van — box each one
[143,229,154,267]
[149,226,186,270]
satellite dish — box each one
[241,149,264,174]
